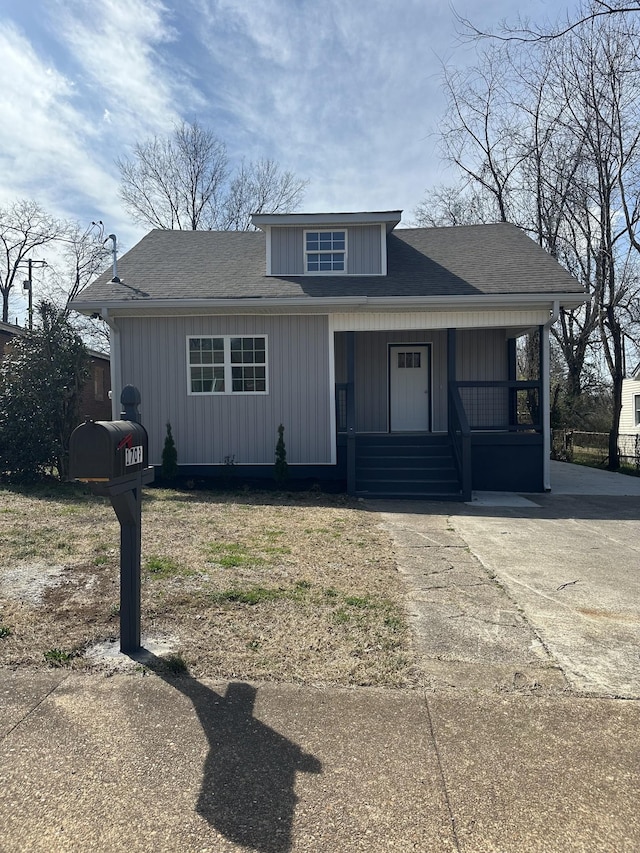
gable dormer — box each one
[251,211,402,277]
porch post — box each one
[346,331,356,496]
[447,328,456,382]
[507,337,517,428]
[541,323,551,491]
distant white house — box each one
[620,365,640,434]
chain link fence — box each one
[552,429,640,472]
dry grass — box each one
[0,483,418,687]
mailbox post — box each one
[69,385,154,654]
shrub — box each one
[274,423,288,484]
[161,421,178,482]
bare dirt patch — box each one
[0,484,418,687]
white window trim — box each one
[303,229,347,275]
[186,335,269,396]
[634,393,640,426]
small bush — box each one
[274,424,288,484]
[161,422,178,483]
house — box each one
[620,364,640,434]
[0,319,111,421]
[71,211,586,499]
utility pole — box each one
[22,258,47,330]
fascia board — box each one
[252,211,402,231]
[72,291,587,317]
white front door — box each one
[389,345,430,432]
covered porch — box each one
[333,321,549,500]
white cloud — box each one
[0,23,114,212]
[49,0,185,139]
[184,0,456,219]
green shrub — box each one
[161,422,178,483]
[274,423,288,484]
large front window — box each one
[305,230,346,273]
[188,336,267,394]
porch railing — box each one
[455,380,542,432]
[448,382,472,501]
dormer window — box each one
[305,230,346,273]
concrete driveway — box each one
[372,462,640,698]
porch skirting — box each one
[157,433,543,497]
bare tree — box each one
[117,120,228,230]
[117,121,307,231]
[454,1,640,43]
[0,199,64,323]
[419,13,640,467]
[413,182,499,227]
[220,159,308,231]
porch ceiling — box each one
[331,307,553,333]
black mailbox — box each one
[70,419,149,483]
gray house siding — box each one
[117,314,332,466]
[335,330,447,432]
[270,225,382,276]
[270,227,303,275]
[335,327,510,433]
[456,328,509,428]
[346,225,382,275]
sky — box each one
[0,0,581,320]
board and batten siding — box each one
[270,227,303,275]
[335,330,448,432]
[456,328,509,428]
[270,225,382,276]
[334,327,510,432]
[116,314,332,466]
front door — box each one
[389,344,430,432]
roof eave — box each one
[71,291,587,317]
[251,210,403,233]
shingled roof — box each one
[73,222,585,308]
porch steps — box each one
[355,434,462,500]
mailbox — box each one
[70,419,149,483]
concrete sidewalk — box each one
[1,669,639,853]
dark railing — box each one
[448,382,472,501]
[455,380,542,432]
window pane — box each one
[189,335,266,394]
[398,353,405,368]
[191,365,224,393]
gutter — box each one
[71,291,587,316]
[543,300,560,491]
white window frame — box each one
[304,229,347,274]
[634,393,640,426]
[187,335,269,396]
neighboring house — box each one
[0,320,19,359]
[620,365,640,434]
[71,211,586,499]
[0,320,111,421]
